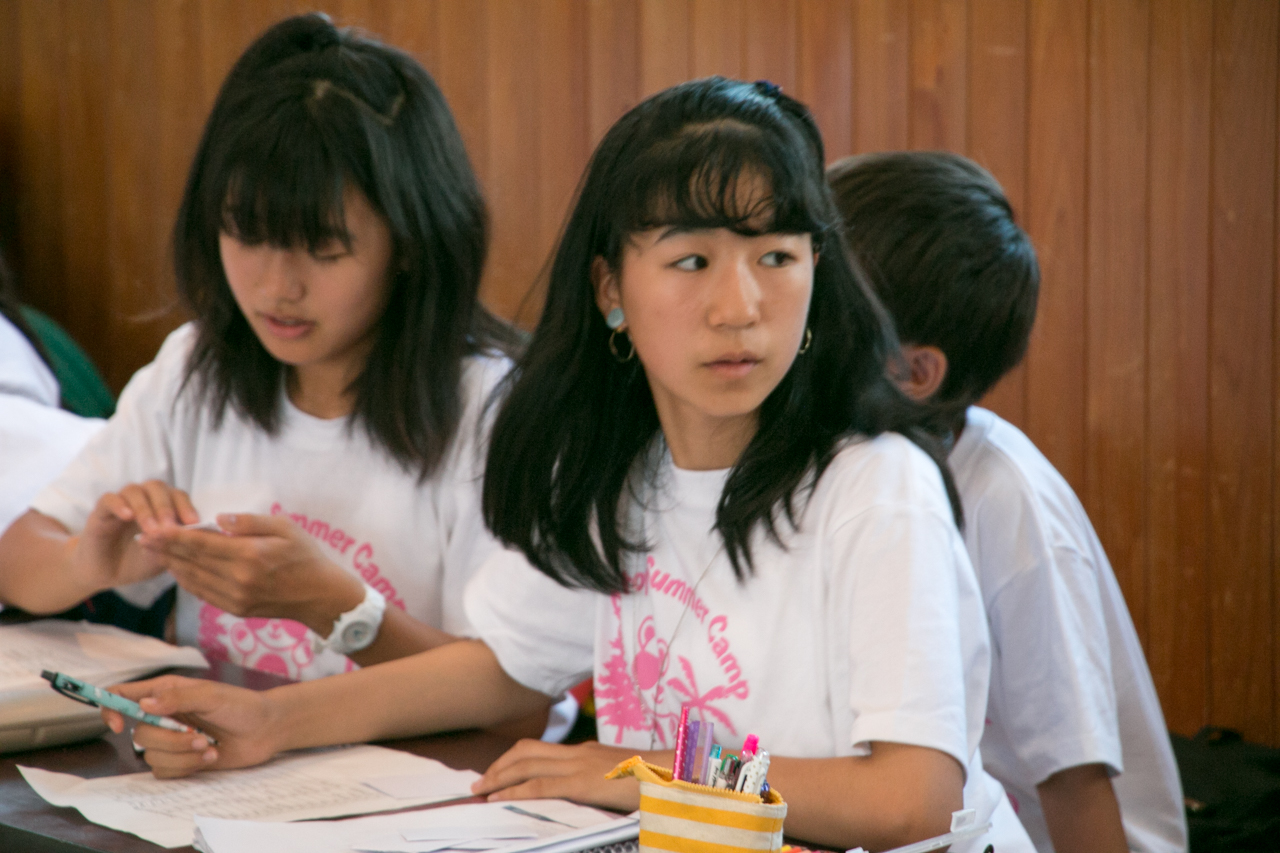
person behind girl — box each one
[105,78,1033,852]
[0,13,521,681]
[827,151,1186,853]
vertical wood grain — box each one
[1146,0,1211,737]
[743,0,796,93]
[797,0,853,162]
[1025,0,1088,494]
[968,0,1029,429]
[434,1,489,186]
[639,0,691,96]
[853,0,910,152]
[1209,0,1278,744]
[587,0,640,147]
[483,0,541,323]
[0,0,20,260]
[691,0,743,79]
[908,0,966,152]
[1086,0,1150,644]
[16,0,66,316]
[58,0,111,368]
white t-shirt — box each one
[949,407,1186,853]
[33,323,505,680]
[0,315,104,535]
[467,433,1033,853]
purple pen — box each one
[672,705,691,780]
[682,720,701,781]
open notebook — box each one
[0,619,207,753]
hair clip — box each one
[309,79,405,127]
[753,80,782,98]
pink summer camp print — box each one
[594,554,751,746]
[195,503,405,678]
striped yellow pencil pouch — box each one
[606,756,787,853]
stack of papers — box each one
[20,743,486,848]
[192,800,639,853]
[0,619,208,753]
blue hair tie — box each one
[754,79,782,98]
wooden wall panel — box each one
[2,0,1278,744]
[966,0,1028,429]
[1208,0,1278,743]
[908,0,966,151]
[853,0,909,152]
[796,0,853,162]
[1024,0,1087,494]
[1146,0,1212,739]
[1086,0,1150,646]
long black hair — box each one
[175,13,517,478]
[484,77,960,595]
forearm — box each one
[348,606,462,666]
[0,510,100,612]
[1038,763,1128,853]
[764,745,962,851]
[272,639,554,751]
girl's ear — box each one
[591,256,622,323]
[897,344,949,402]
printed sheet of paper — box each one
[0,620,209,751]
[20,743,482,848]
[191,799,635,853]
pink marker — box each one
[672,705,691,781]
[740,733,759,762]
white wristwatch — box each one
[313,584,386,656]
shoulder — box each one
[0,313,59,406]
[808,431,955,527]
[951,407,1103,588]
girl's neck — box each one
[661,409,758,471]
[286,364,359,420]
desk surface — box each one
[0,661,517,853]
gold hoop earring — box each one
[609,329,636,362]
[798,327,812,355]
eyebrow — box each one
[655,225,703,242]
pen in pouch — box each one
[705,744,723,787]
[721,754,741,790]
[682,720,701,782]
[672,706,691,781]
[692,721,715,785]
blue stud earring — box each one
[606,307,625,330]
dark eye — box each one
[760,250,795,268]
[673,255,708,272]
[309,241,350,263]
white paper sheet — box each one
[0,620,208,692]
[0,620,210,753]
[20,743,482,848]
[191,800,634,853]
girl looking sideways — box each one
[109,77,1032,852]
[0,14,517,679]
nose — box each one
[259,248,306,303]
[706,256,762,329]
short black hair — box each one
[827,151,1039,412]
[483,78,960,594]
[174,13,516,479]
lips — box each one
[705,353,761,379]
[259,313,315,340]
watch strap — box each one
[313,583,386,656]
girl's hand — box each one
[138,513,364,634]
[471,740,649,813]
[71,481,197,589]
[103,675,284,778]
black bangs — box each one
[611,120,829,254]
[207,90,368,253]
